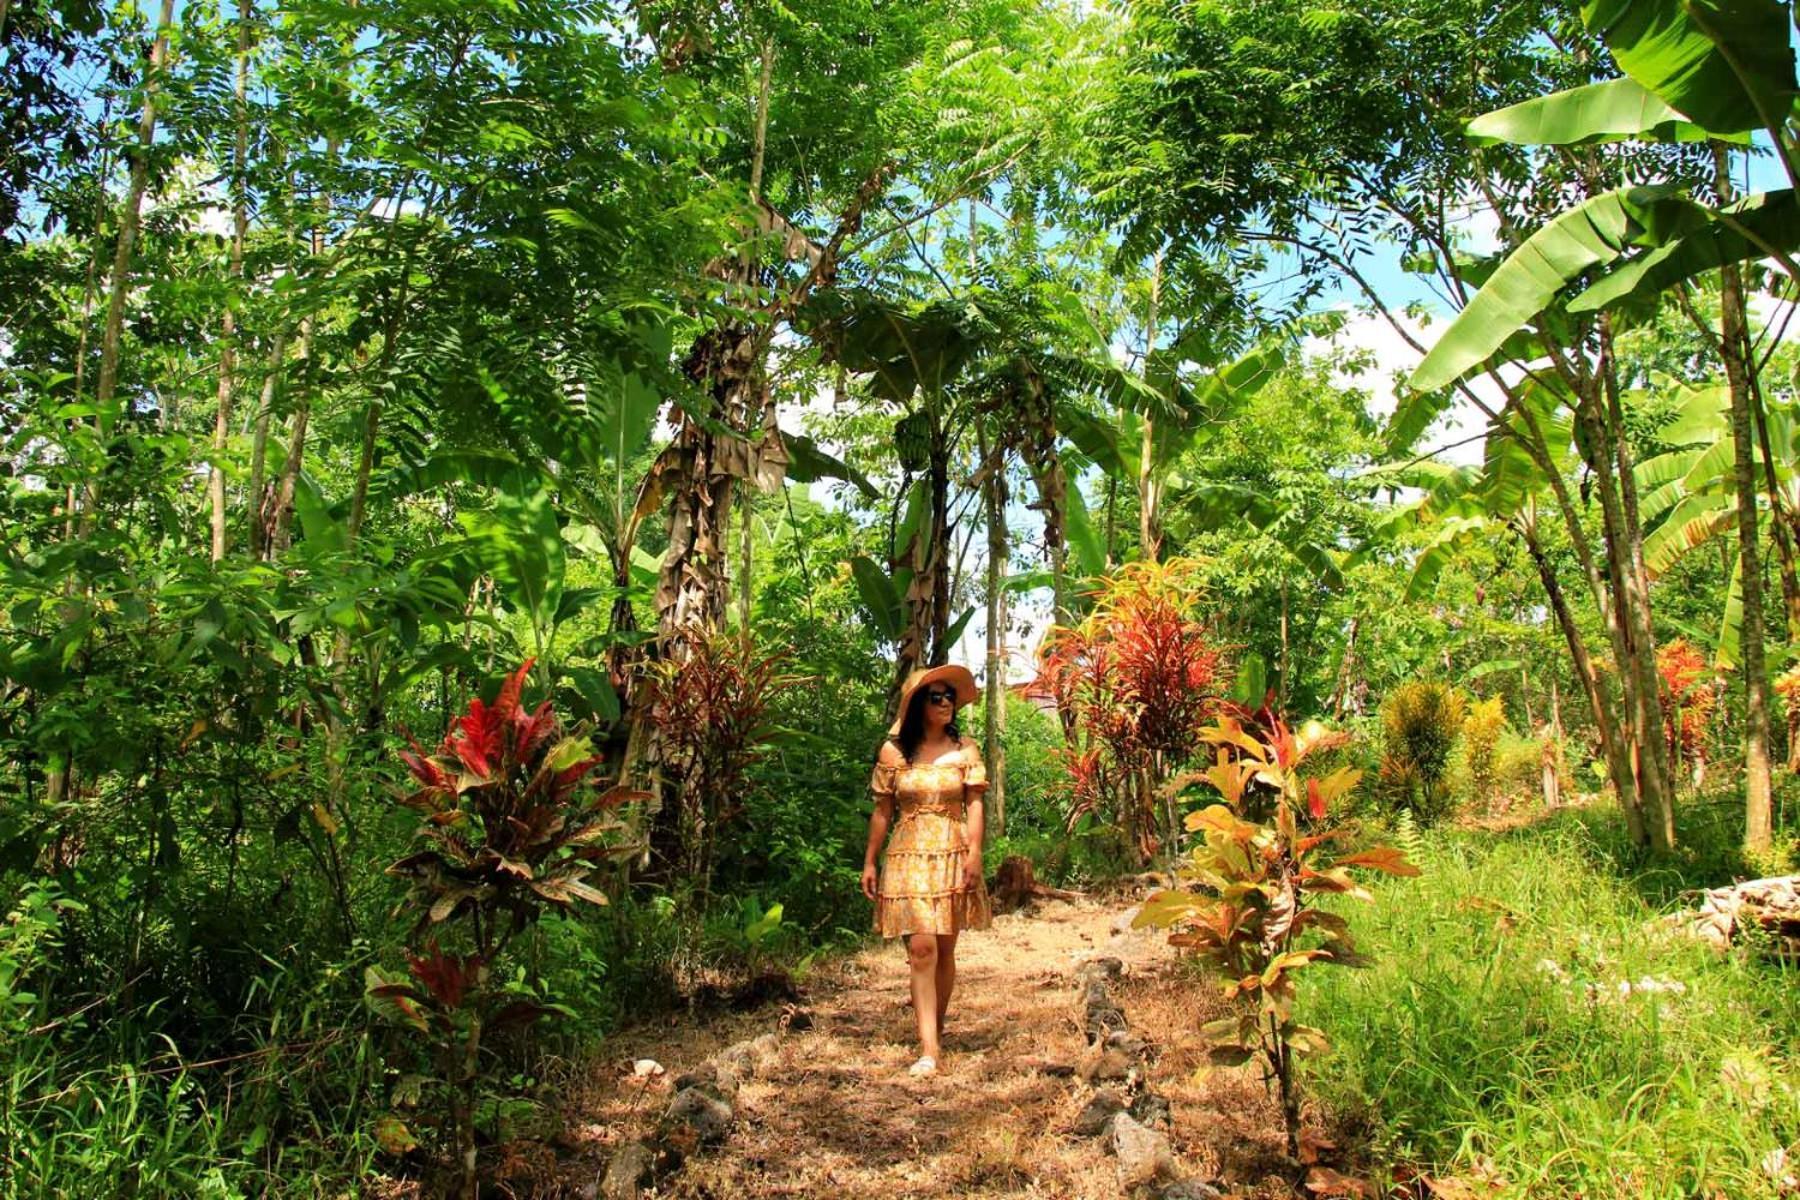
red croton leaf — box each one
[400,737,452,792]
[405,946,482,1011]
[551,757,601,802]
[448,697,505,779]
[495,658,534,725]
[512,699,557,762]
[1269,718,1297,769]
[1306,778,1327,820]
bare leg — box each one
[907,933,941,1062]
[935,932,958,1029]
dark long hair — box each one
[892,686,961,763]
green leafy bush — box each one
[1493,731,1548,807]
[1378,682,1466,822]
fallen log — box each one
[1659,874,1800,959]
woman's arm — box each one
[961,795,985,891]
[861,796,893,901]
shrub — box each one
[1032,559,1225,861]
[642,628,794,893]
[1462,696,1507,810]
[371,660,644,1198]
[1308,809,1800,1195]
[1379,682,1465,822]
[1657,638,1716,786]
[1493,731,1548,807]
[1137,715,1418,1159]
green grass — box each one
[1306,806,1800,1198]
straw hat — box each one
[889,664,979,736]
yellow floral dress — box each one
[871,737,993,938]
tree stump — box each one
[991,855,1084,913]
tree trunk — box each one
[269,136,336,556]
[1328,617,1359,719]
[208,0,253,561]
[90,0,177,517]
[1278,579,1290,711]
[1598,324,1676,851]
[1521,517,1644,843]
[1721,256,1775,852]
[734,37,775,635]
[982,431,1008,834]
[1137,251,1164,563]
[927,408,952,665]
[1749,380,1800,640]
[1569,358,1672,851]
[246,331,288,558]
[269,319,315,554]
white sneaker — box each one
[908,1055,938,1077]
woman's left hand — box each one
[961,856,983,893]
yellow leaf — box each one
[311,803,340,837]
[373,1114,418,1156]
[1133,889,1204,928]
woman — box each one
[860,665,993,1077]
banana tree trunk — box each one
[926,407,952,665]
[656,325,756,643]
[1567,359,1672,852]
[1521,516,1645,845]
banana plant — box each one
[1636,382,1800,667]
[1392,0,1800,855]
[1408,0,1796,403]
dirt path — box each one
[567,898,1301,1199]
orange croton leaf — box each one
[1202,717,1268,762]
[1336,845,1421,877]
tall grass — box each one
[1308,807,1800,1198]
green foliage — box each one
[1379,682,1467,823]
[1494,731,1552,807]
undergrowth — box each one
[1309,805,1800,1198]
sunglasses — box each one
[923,688,957,705]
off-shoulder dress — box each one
[870,736,993,938]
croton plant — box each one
[367,660,645,1198]
[1136,715,1418,1162]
